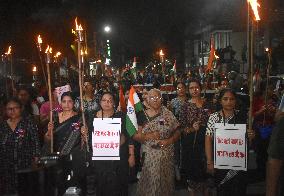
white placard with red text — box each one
[92,118,121,160]
[55,85,71,104]
[214,123,247,171]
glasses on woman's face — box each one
[6,106,20,112]
[177,87,184,91]
[149,96,162,101]
[189,86,200,90]
[101,99,113,104]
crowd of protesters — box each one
[0,69,283,196]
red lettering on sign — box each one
[216,150,245,159]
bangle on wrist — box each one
[207,162,213,165]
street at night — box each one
[0,0,283,196]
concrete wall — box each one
[231,31,247,62]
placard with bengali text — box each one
[214,123,247,171]
[92,118,121,160]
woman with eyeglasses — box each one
[0,97,40,195]
[134,88,180,196]
[205,88,255,196]
[91,92,134,196]
[179,80,210,195]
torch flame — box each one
[45,45,52,54]
[75,17,83,31]
[45,45,50,53]
[37,35,42,44]
[5,46,12,55]
[32,66,37,72]
[214,51,219,59]
[159,49,164,56]
[248,0,261,21]
[54,52,61,58]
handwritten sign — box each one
[55,85,71,103]
[214,123,247,171]
[92,118,121,160]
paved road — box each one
[128,181,265,196]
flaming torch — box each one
[5,46,11,55]
[159,49,166,81]
[36,35,48,90]
[45,45,54,153]
[75,17,89,152]
[4,46,13,97]
[248,0,261,21]
[247,0,261,139]
[37,35,43,51]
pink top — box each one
[40,101,62,116]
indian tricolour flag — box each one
[126,86,143,137]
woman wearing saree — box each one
[45,91,88,195]
[205,88,255,196]
[134,88,180,196]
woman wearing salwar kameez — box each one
[0,98,40,195]
[133,89,180,196]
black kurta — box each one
[91,111,130,196]
[0,118,40,194]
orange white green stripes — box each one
[126,86,143,137]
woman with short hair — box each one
[0,97,40,195]
[91,92,134,196]
[134,88,180,196]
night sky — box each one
[0,0,269,65]
[0,0,208,63]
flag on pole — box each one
[172,59,177,73]
[131,57,137,79]
[206,36,215,73]
[126,86,143,137]
[119,84,127,113]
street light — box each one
[104,25,111,33]
[103,25,112,66]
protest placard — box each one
[214,123,247,171]
[92,118,121,160]
[55,85,71,103]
